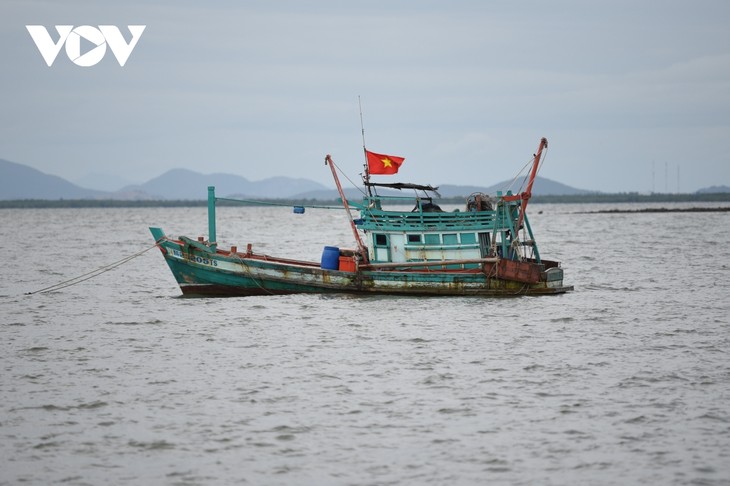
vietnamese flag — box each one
[366,150,405,175]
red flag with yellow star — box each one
[366,150,405,175]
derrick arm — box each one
[502,137,548,253]
[325,154,369,264]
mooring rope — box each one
[25,244,159,295]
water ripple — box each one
[1,205,729,485]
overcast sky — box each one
[2,0,729,193]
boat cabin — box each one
[350,191,537,269]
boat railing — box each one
[356,203,523,231]
[356,209,498,231]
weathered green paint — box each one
[150,227,573,297]
[150,226,166,242]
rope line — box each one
[26,244,159,295]
[231,253,274,295]
[499,145,549,196]
[214,197,345,210]
[334,163,368,198]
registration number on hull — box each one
[171,248,219,267]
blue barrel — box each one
[321,246,340,270]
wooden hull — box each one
[151,228,573,297]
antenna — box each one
[358,96,372,195]
[359,95,366,150]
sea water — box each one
[1,203,729,485]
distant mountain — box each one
[0,158,597,201]
[121,169,329,199]
[291,187,372,200]
[697,185,730,194]
[227,176,331,200]
[0,159,106,200]
[437,176,595,197]
[292,176,594,200]
[0,160,332,200]
[74,172,137,192]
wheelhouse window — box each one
[407,234,422,244]
[443,233,458,245]
[424,234,440,245]
[460,233,477,244]
[374,234,388,246]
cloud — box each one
[1,0,729,192]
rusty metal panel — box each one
[497,259,541,284]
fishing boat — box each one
[150,137,573,296]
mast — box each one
[325,154,369,263]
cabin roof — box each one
[366,182,440,196]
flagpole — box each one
[358,96,372,196]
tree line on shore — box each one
[1,192,729,209]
